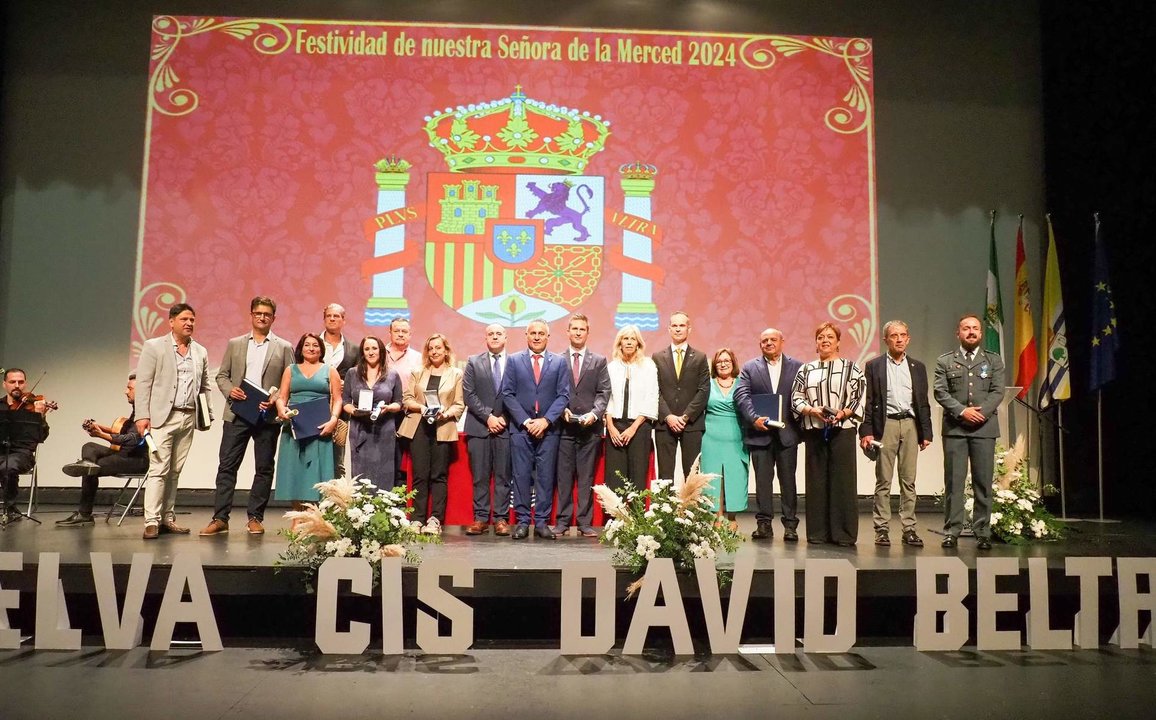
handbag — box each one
[333,419,349,446]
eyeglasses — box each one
[251,312,273,319]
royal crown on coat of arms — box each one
[361,87,663,330]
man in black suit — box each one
[320,302,360,477]
[653,311,710,481]
[553,314,611,537]
[463,323,511,537]
[733,328,803,541]
[858,320,933,548]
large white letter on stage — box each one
[0,552,21,648]
[802,559,856,653]
[416,558,474,654]
[623,558,693,655]
[315,557,372,654]
[560,561,615,655]
[1025,557,1070,650]
[696,555,754,655]
[1113,558,1156,649]
[34,552,81,650]
[1066,556,1112,649]
[773,559,797,654]
[976,557,1021,650]
[380,557,404,655]
[914,557,969,651]
[150,553,223,652]
[91,552,153,650]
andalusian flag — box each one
[1039,215,1070,409]
[1012,217,1037,399]
[983,213,1005,356]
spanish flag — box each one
[1013,216,1037,399]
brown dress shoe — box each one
[159,519,190,534]
[246,518,265,535]
[494,519,510,536]
[465,521,489,536]
[199,519,228,536]
[143,524,159,540]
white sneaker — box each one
[422,517,442,535]
[410,520,423,531]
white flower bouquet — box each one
[989,438,1065,544]
[594,469,744,596]
[277,476,436,584]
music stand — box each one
[0,407,46,526]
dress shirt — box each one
[885,353,914,416]
[322,335,346,368]
[173,335,196,409]
[765,355,783,393]
[569,346,587,379]
[245,335,271,386]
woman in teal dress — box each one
[700,348,749,525]
[274,333,342,507]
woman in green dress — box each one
[700,348,749,527]
[274,333,342,509]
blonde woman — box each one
[603,325,659,495]
[397,333,464,535]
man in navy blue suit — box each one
[733,327,803,542]
[500,319,571,540]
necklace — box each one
[717,378,734,388]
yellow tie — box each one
[675,348,683,378]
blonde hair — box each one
[612,325,647,363]
[421,333,456,367]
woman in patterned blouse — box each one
[790,322,866,545]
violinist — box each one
[57,373,148,527]
[1,368,51,523]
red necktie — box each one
[532,354,542,414]
[572,352,580,384]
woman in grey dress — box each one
[342,336,403,490]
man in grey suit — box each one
[134,303,211,540]
[553,314,611,537]
[734,328,803,541]
[653,311,710,481]
[463,323,512,537]
[934,313,1005,550]
[199,296,294,537]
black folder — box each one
[231,379,274,426]
[751,393,786,428]
[290,397,332,441]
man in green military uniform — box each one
[933,314,1005,550]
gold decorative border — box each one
[132,281,187,357]
[149,16,293,117]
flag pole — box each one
[1097,389,1104,521]
[1058,403,1067,518]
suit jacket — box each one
[463,351,507,438]
[499,349,571,433]
[562,349,611,430]
[397,366,465,442]
[733,355,803,448]
[215,332,294,423]
[653,344,710,433]
[858,354,934,444]
[933,348,1005,438]
[134,333,211,425]
[320,334,361,376]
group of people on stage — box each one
[2,299,1005,551]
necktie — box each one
[675,348,683,378]
[533,354,542,384]
[492,354,502,387]
[572,352,580,384]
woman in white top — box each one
[603,325,659,495]
[790,322,865,545]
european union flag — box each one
[1089,214,1118,391]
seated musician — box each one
[1,368,51,523]
[57,373,148,527]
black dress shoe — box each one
[782,528,799,542]
[511,524,530,540]
[751,521,774,540]
[56,512,95,527]
[535,525,557,540]
[941,535,958,549]
[977,537,992,550]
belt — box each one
[173,407,195,413]
[886,412,912,420]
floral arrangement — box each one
[985,436,1065,544]
[594,469,744,596]
[277,477,436,584]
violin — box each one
[13,392,58,413]
[83,416,129,451]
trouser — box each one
[78,442,148,515]
[872,417,920,532]
[410,423,450,524]
[803,427,858,544]
[467,433,511,523]
[1,448,35,508]
[750,435,799,529]
[555,425,602,529]
[212,419,281,522]
[943,434,995,539]
[603,419,653,497]
[142,408,195,525]
[654,428,703,481]
[510,429,560,527]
